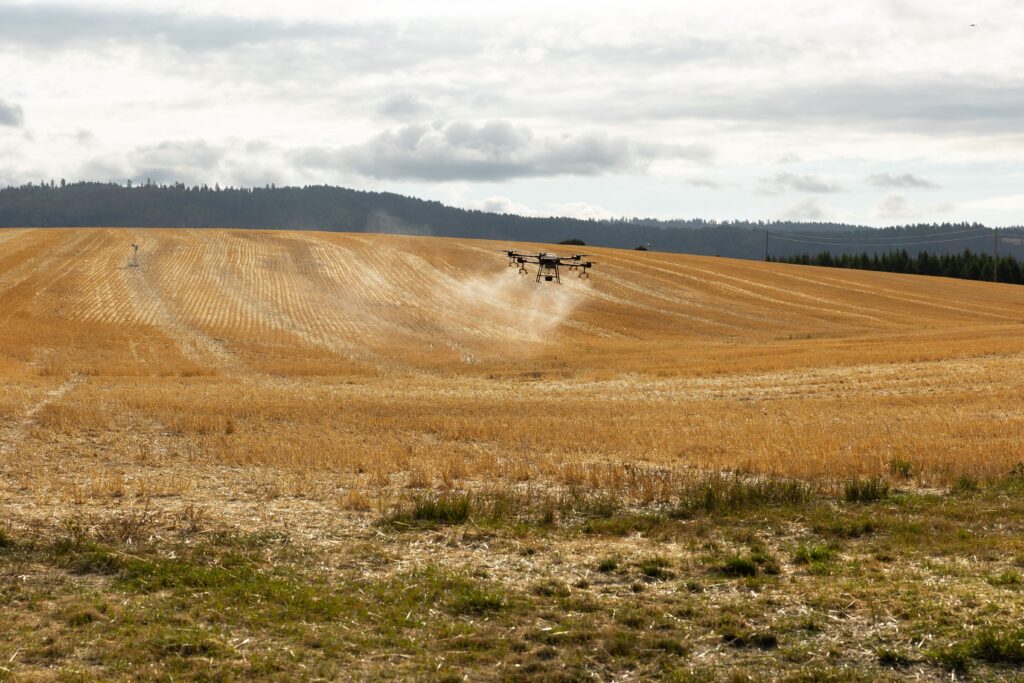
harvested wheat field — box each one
[2,227,1024,681]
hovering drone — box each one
[500,249,595,283]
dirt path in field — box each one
[0,375,84,456]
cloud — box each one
[0,4,358,51]
[293,120,709,181]
[0,100,24,127]
[781,198,831,221]
[866,172,938,189]
[763,173,843,194]
[467,196,539,216]
[873,193,917,220]
[75,139,240,186]
[549,202,616,220]
[377,94,433,121]
[609,79,1024,135]
[129,140,225,183]
[683,178,724,189]
[466,196,614,220]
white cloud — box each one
[873,193,917,220]
[466,196,539,216]
[780,198,833,222]
[866,172,938,189]
[293,120,708,181]
[0,100,23,126]
[762,173,843,194]
[549,202,616,220]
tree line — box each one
[1,181,1022,262]
[771,250,1024,285]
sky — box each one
[1,0,1023,226]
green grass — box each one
[674,474,816,517]
[792,543,837,565]
[970,628,1024,664]
[987,570,1023,587]
[408,494,472,525]
[4,479,1024,680]
[843,477,890,503]
[889,458,913,479]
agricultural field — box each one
[2,227,1024,681]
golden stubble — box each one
[1,227,1023,512]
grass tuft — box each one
[970,628,1024,664]
[987,570,1023,587]
[876,648,913,667]
[888,458,913,479]
[675,475,815,517]
[951,474,979,493]
[720,555,758,578]
[583,514,667,536]
[637,556,674,581]
[449,586,507,615]
[843,477,889,503]
[0,527,13,550]
[792,543,837,565]
[930,645,971,674]
[386,494,472,527]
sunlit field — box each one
[3,227,1024,680]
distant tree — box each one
[776,249,1022,285]
[559,238,586,246]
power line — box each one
[766,225,994,241]
[767,232,996,248]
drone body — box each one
[501,250,595,283]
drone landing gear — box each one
[536,266,562,284]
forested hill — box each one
[2,182,1020,260]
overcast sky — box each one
[2,0,1023,226]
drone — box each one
[500,249,595,283]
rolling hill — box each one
[2,225,1022,483]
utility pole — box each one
[764,230,769,262]
[993,228,999,283]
